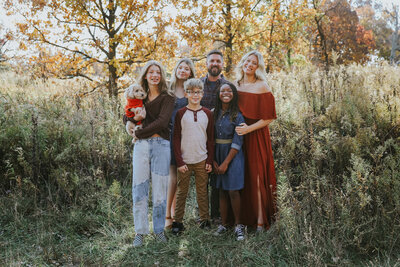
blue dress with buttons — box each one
[170,97,188,165]
[215,110,245,190]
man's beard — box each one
[208,66,222,77]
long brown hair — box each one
[168,58,196,95]
[137,60,170,95]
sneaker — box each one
[171,222,184,235]
[213,225,227,236]
[133,234,144,247]
[235,224,245,241]
[155,231,167,243]
[199,220,211,229]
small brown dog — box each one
[124,83,147,143]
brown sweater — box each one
[124,91,174,140]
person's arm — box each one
[173,109,186,168]
[123,114,138,125]
[236,83,276,135]
[135,95,174,139]
[205,108,215,166]
[217,148,239,174]
[218,114,243,174]
[235,119,273,135]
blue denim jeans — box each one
[132,137,170,235]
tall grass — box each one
[0,72,130,205]
[268,62,400,265]
[0,63,399,266]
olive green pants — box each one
[174,160,210,223]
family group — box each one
[123,50,277,247]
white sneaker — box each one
[214,225,227,236]
[235,224,245,241]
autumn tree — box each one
[257,0,283,72]
[355,1,393,60]
[173,0,265,77]
[387,4,400,64]
[256,0,311,72]
[0,25,10,64]
[311,0,375,67]
[0,39,6,64]
[4,0,176,97]
[310,0,331,67]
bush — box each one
[269,62,400,263]
[0,72,132,208]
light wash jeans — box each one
[132,137,170,235]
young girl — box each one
[213,82,246,241]
[165,58,196,229]
[124,60,174,247]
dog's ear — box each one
[124,85,134,98]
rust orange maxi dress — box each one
[238,91,277,229]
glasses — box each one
[186,90,204,96]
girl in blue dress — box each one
[213,82,246,241]
[165,58,196,229]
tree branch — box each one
[31,23,106,64]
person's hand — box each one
[139,108,146,118]
[178,165,189,173]
[235,122,249,136]
[217,162,228,174]
[205,163,212,173]
[213,161,220,174]
[131,128,136,138]
[134,108,146,121]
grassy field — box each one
[1,63,400,266]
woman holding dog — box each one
[125,60,174,247]
[165,58,196,229]
[235,51,277,232]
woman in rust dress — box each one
[235,50,277,231]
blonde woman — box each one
[124,60,174,246]
[165,58,196,229]
[234,51,277,232]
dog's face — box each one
[125,84,147,99]
[132,86,147,100]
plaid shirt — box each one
[200,74,228,110]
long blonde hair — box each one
[168,58,196,95]
[137,60,170,95]
[235,50,268,85]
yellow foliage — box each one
[6,0,176,97]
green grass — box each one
[1,64,400,266]
[1,184,399,266]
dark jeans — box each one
[209,173,220,220]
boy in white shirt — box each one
[171,78,215,234]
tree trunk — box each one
[287,48,292,68]
[266,9,277,73]
[107,1,119,98]
[225,40,233,77]
[390,5,399,65]
[224,2,234,77]
[315,16,329,70]
[108,64,118,97]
